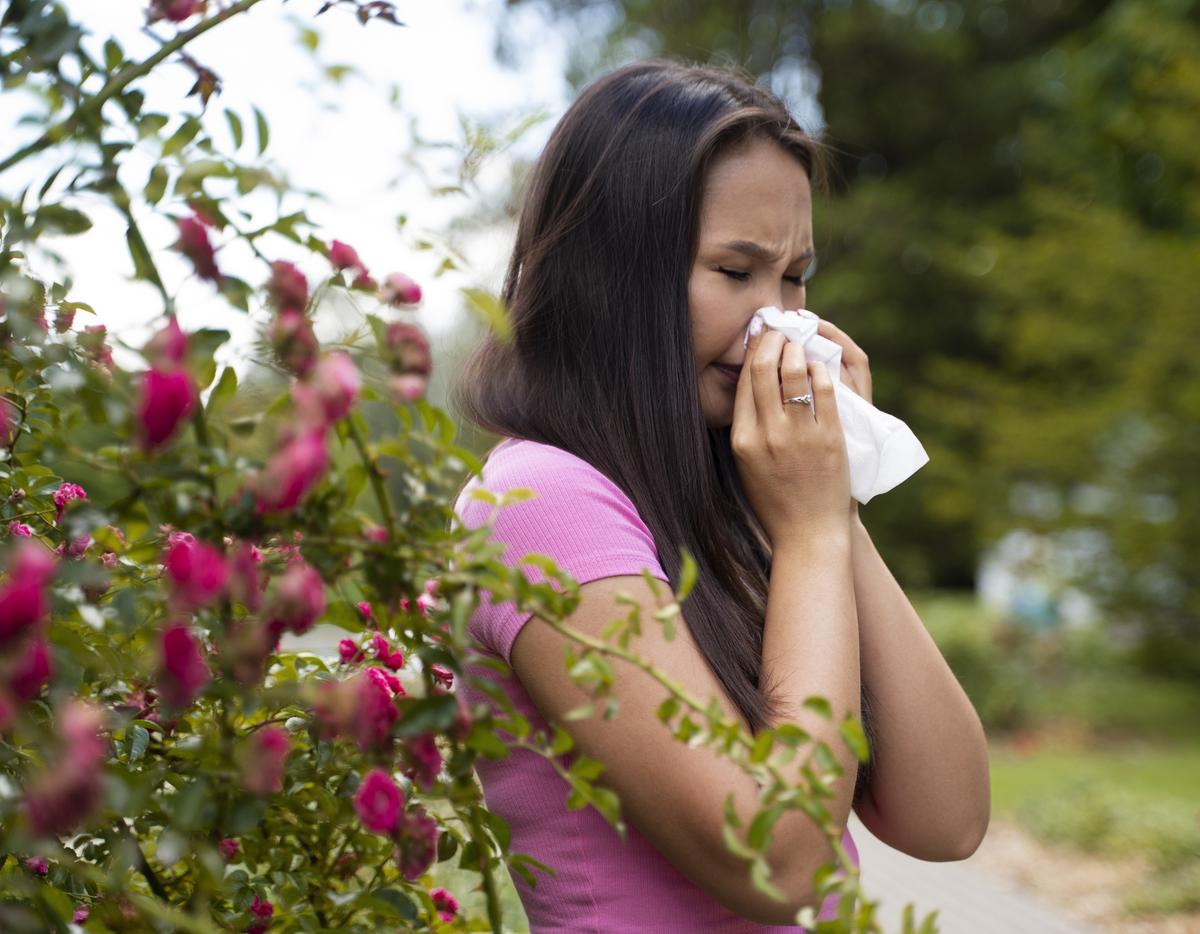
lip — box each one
[715,364,742,383]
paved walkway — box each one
[850,813,1096,934]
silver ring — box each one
[783,394,813,407]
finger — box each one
[808,360,840,429]
[779,335,814,422]
[817,318,868,366]
[750,329,786,426]
[732,330,762,430]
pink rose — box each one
[9,637,52,701]
[314,670,398,751]
[174,215,221,282]
[72,906,89,924]
[150,0,200,23]
[228,541,264,613]
[54,306,76,333]
[163,535,229,609]
[430,664,454,691]
[356,600,373,621]
[24,856,48,876]
[307,351,361,422]
[7,521,32,538]
[328,239,363,272]
[269,308,319,378]
[387,373,429,404]
[52,481,87,523]
[144,315,188,368]
[137,367,197,449]
[264,560,325,636]
[23,700,107,837]
[256,428,328,514]
[0,542,57,645]
[267,260,308,312]
[431,887,459,923]
[242,726,290,796]
[338,639,363,664]
[156,622,211,710]
[354,768,404,835]
[403,733,442,792]
[396,806,438,881]
[383,321,432,375]
[380,272,422,306]
[219,837,240,861]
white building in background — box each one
[976,528,1103,631]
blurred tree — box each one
[500,0,1200,669]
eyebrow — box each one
[719,240,815,265]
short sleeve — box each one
[454,439,669,663]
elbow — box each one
[719,829,847,925]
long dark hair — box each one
[453,58,874,797]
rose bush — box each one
[0,2,932,932]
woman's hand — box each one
[730,328,852,547]
[817,318,873,406]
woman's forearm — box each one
[760,522,861,883]
[850,514,991,860]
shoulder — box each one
[454,438,668,660]
[455,438,650,544]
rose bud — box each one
[173,215,221,283]
[264,560,325,636]
[328,240,362,271]
[137,368,197,449]
[266,260,308,312]
[144,315,188,369]
[241,726,290,796]
[307,351,361,422]
[0,542,57,646]
[163,535,229,609]
[155,622,211,710]
[256,428,328,514]
[269,308,319,377]
[379,272,422,306]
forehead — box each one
[697,138,813,246]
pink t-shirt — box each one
[454,437,860,932]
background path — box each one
[850,813,1097,933]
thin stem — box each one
[346,417,397,539]
[468,806,503,930]
[0,0,266,176]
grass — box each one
[989,739,1200,814]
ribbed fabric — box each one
[454,437,859,932]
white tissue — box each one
[743,307,929,504]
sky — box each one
[0,0,573,376]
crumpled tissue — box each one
[744,306,929,504]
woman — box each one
[452,58,990,931]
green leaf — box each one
[127,724,150,762]
[225,108,244,149]
[144,164,168,205]
[137,113,169,139]
[750,857,785,901]
[838,716,870,763]
[395,694,458,737]
[675,547,698,602]
[750,729,774,764]
[483,808,512,851]
[366,889,417,921]
[104,38,123,71]
[162,117,201,158]
[254,106,269,155]
[802,695,833,721]
[461,287,513,341]
[225,796,267,834]
[206,366,237,417]
[37,204,91,235]
[126,226,157,283]
[721,821,756,860]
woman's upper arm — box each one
[510,573,826,924]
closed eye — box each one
[719,267,810,287]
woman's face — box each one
[689,137,815,428]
